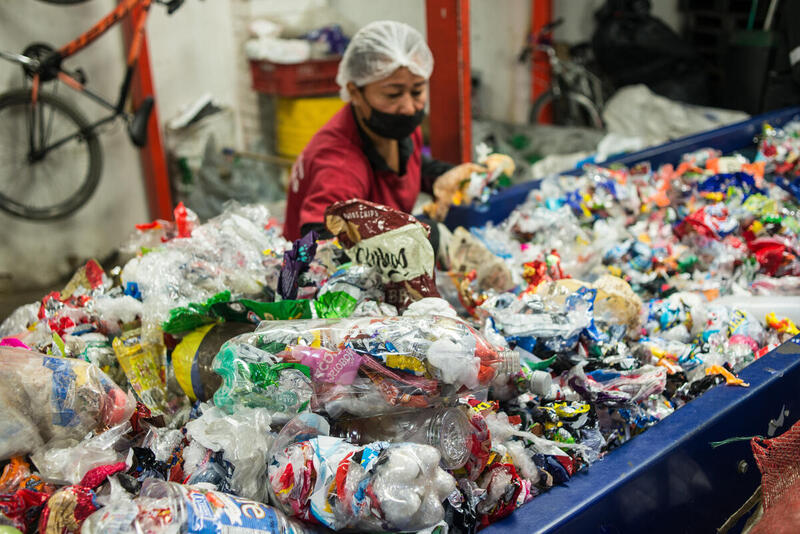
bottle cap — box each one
[529,370,553,397]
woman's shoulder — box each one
[306,105,361,151]
[301,111,369,176]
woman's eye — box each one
[386,93,403,99]
[411,91,423,97]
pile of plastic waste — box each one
[1,122,800,534]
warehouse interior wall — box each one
[147,0,240,144]
[0,0,681,292]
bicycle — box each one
[0,0,185,220]
[519,18,606,129]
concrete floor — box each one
[0,286,53,324]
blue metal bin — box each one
[483,335,800,534]
[457,107,800,533]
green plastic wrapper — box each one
[314,291,358,319]
[163,290,359,335]
[162,291,232,334]
[163,294,315,335]
[240,299,312,320]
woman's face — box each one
[349,67,428,118]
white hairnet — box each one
[336,20,434,101]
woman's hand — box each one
[484,153,515,178]
[427,163,487,221]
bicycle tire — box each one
[0,88,102,220]
[530,89,604,129]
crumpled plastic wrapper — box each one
[184,403,274,502]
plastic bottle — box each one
[330,406,473,469]
[83,479,315,534]
[172,322,256,402]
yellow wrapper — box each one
[384,353,427,376]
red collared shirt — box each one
[283,105,423,241]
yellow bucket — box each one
[275,96,345,158]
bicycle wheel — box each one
[0,88,102,220]
[530,89,604,129]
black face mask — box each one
[360,92,425,140]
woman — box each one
[282,20,482,242]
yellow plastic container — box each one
[275,96,345,158]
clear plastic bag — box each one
[0,346,134,461]
[0,302,39,339]
[30,421,131,485]
[120,202,288,337]
[269,435,455,532]
[213,315,519,419]
[184,404,274,502]
[82,478,315,534]
[565,363,667,407]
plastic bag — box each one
[82,478,315,534]
[325,199,440,311]
[0,302,39,339]
[30,422,131,485]
[184,404,274,502]
[120,202,288,337]
[0,347,134,461]
[213,315,519,419]
[269,435,455,532]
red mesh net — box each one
[749,421,800,534]
[752,421,800,510]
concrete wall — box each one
[470,0,530,124]
[147,0,240,144]
[0,0,242,291]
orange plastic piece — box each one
[706,365,749,387]
[0,456,30,493]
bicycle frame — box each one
[52,0,153,115]
[534,42,604,111]
[0,0,155,157]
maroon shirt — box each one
[283,105,423,241]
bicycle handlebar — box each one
[155,0,185,15]
[0,50,37,68]
[541,18,564,33]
